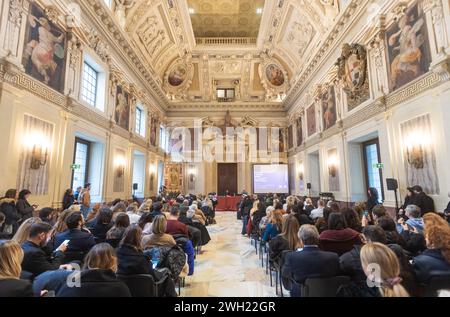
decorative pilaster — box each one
[65,31,82,98]
[424,0,449,60]
[0,0,30,68]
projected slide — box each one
[253,164,289,194]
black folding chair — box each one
[423,272,450,297]
[117,274,156,297]
[300,276,351,297]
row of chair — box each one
[250,232,450,297]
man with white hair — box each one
[282,224,340,297]
[397,204,424,234]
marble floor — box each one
[180,212,279,297]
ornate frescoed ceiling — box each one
[187,0,265,38]
[102,0,342,110]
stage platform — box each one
[215,196,241,212]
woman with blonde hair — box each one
[262,208,283,243]
[360,242,409,297]
[412,213,450,284]
[250,199,259,219]
[141,215,176,249]
[0,240,33,297]
[56,243,130,297]
[12,217,43,244]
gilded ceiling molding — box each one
[283,0,361,108]
[79,0,168,112]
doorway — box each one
[307,152,321,197]
[363,139,384,201]
[132,151,145,198]
[217,163,238,196]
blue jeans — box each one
[80,205,90,219]
[241,215,249,235]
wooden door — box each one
[217,163,238,196]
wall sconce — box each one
[188,167,196,183]
[328,155,338,178]
[149,164,156,181]
[27,133,50,170]
[404,132,429,170]
[115,156,126,178]
[298,163,304,181]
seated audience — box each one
[310,200,325,220]
[85,203,101,223]
[269,215,301,264]
[412,213,450,284]
[12,217,43,245]
[106,212,130,247]
[259,206,274,232]
[56,243,131,297]
[377,216,407,249]
[282,225,340,297]
[315,207,333,234]
[340,226,383,283]
[139,212,153,235]
[360,243,409,297]
[54,212,96,263]
[362,204,387,227]
[0,212,8,239]
[166,205,188,237]
[178,207,201,247]
[138,199,153,214]
[21,223,68,277]
[150,202,164,219]
[303,198,314,216]
[111,202,127,222]
[126,204,141,225]
[117,225,154,276]
[399,187,416,216]
[141,215,176,249]
[397,205,424,234]
[262,209,283,243]
[62,189,75,211]
[16,189,36,221]
[319,212,361,255]
[38,208,54,225]
[0,189,21,236]
[91,208,114,242]
[0,240,33,297]
[341,208,362,233]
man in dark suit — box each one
[22,223,68,277]
[411,185,435,215]
[282,224,340,297]
[54,212,96,263]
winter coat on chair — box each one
[0,198,21,235]
[143,245,187,279]
[173,234,195,276]
[319,228,362,256]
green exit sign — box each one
[373,163,384,169]
[71,164,81,170]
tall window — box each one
[81,62,98,107]
[72,138,91,190]
[363,139,384,202]
[159,126,168,152]
[135,105,146,138]
[103,0,112,8]
[217,88,235,102]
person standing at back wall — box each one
[79,183,91,219]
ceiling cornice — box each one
[282,0,366,111]
[78,0,169,113]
